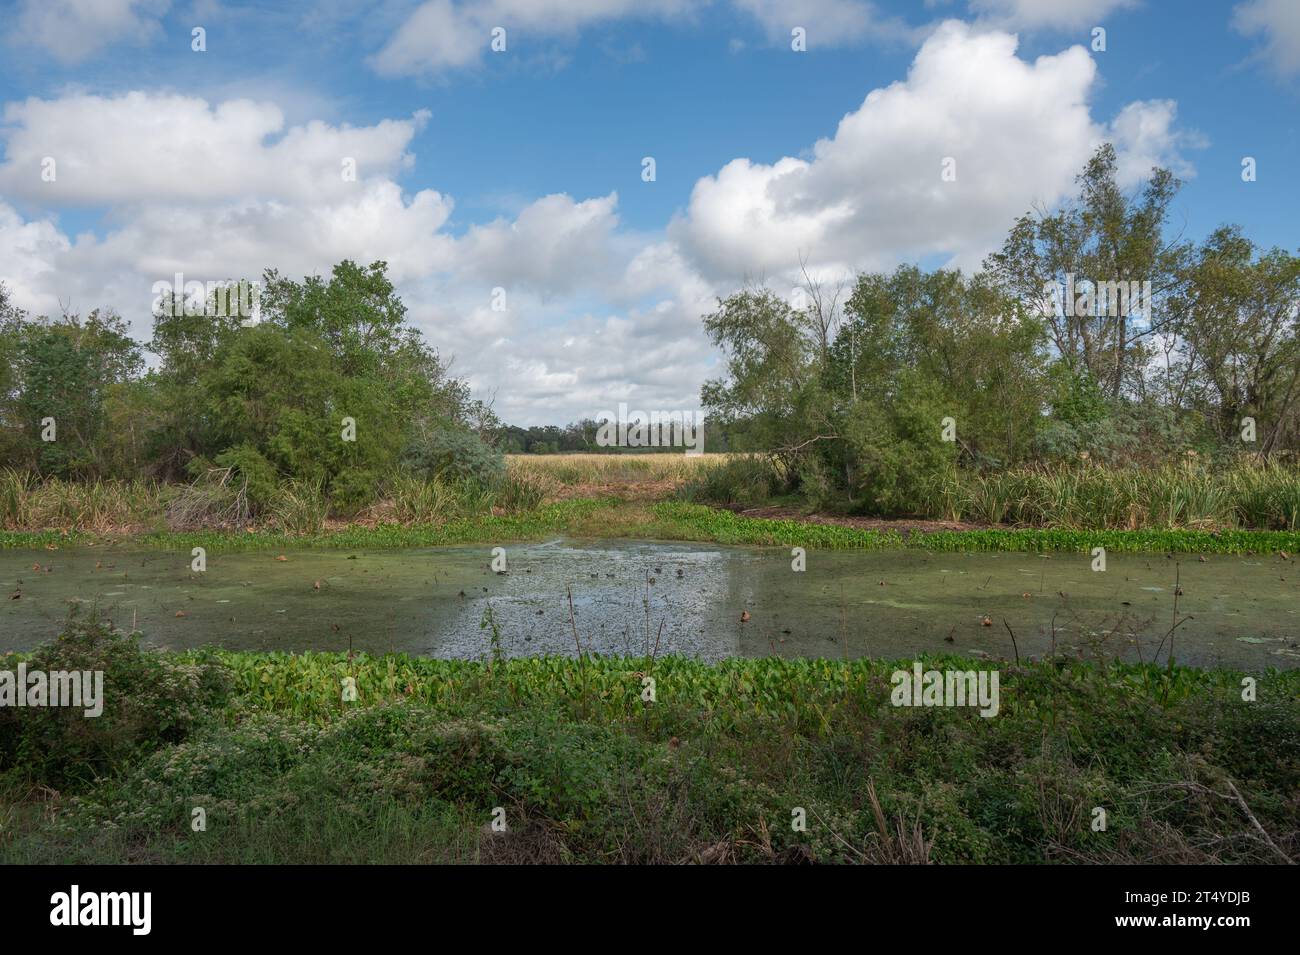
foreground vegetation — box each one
[1,620,1296,864]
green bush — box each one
[214,444,280,513]
[678,455,781,508]
[402,426,504,484]
[0,617,232,789]
[329,467,380,513]
[843,380,958,516]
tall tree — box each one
[986,144,1189,400]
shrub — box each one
[214,444,280,514]
[843,382,957,516]
[0,617,232,789]
[402,426,504,484]
[329,467,380,514]
[678,455,781,508]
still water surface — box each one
[1,540,1296,669]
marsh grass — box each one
[0,468,162,532]
[0,457,1295,540]
[507,452,727,487]
[270,480,329,535]
[933,459,1300,530]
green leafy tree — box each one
[1,307,141,477]
[986,144,1189,400]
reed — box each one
[941,459,1299,530]
[506,452,727,487]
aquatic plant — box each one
[3,622,1296,865]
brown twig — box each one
[1002,618,1020,664]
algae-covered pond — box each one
[1,540,1296,669]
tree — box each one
[1,308,141,477]
[1169,227,1300,454]
[145,260,499,506]
[986,144,1189,400]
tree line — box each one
[1,145,1295,516]
[0,261,499,509]
[701,145,1300,512]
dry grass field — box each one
[506,452,728,499]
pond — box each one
[2,540,1297,669]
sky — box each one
[0,0,1297,425]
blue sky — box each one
[0,0,1297,423]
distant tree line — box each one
[498,420,736,454]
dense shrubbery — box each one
[0,261,503,517]
[1,619,1296,863]
[0,618,231,788]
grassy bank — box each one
[0,456,728,534]
[3,499,1298,554]
[3,456,1299,555]
[2,621,1297,864]
[684,456,1300,529]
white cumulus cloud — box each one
[1234,0,1300,77]
[669,20,1194,282]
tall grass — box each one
[0,456,1294,535]
[932,459,1300,530]
[387,474,459,524]
[507,452,727,487]
[0,469,162,532]
[270,480,328,535]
